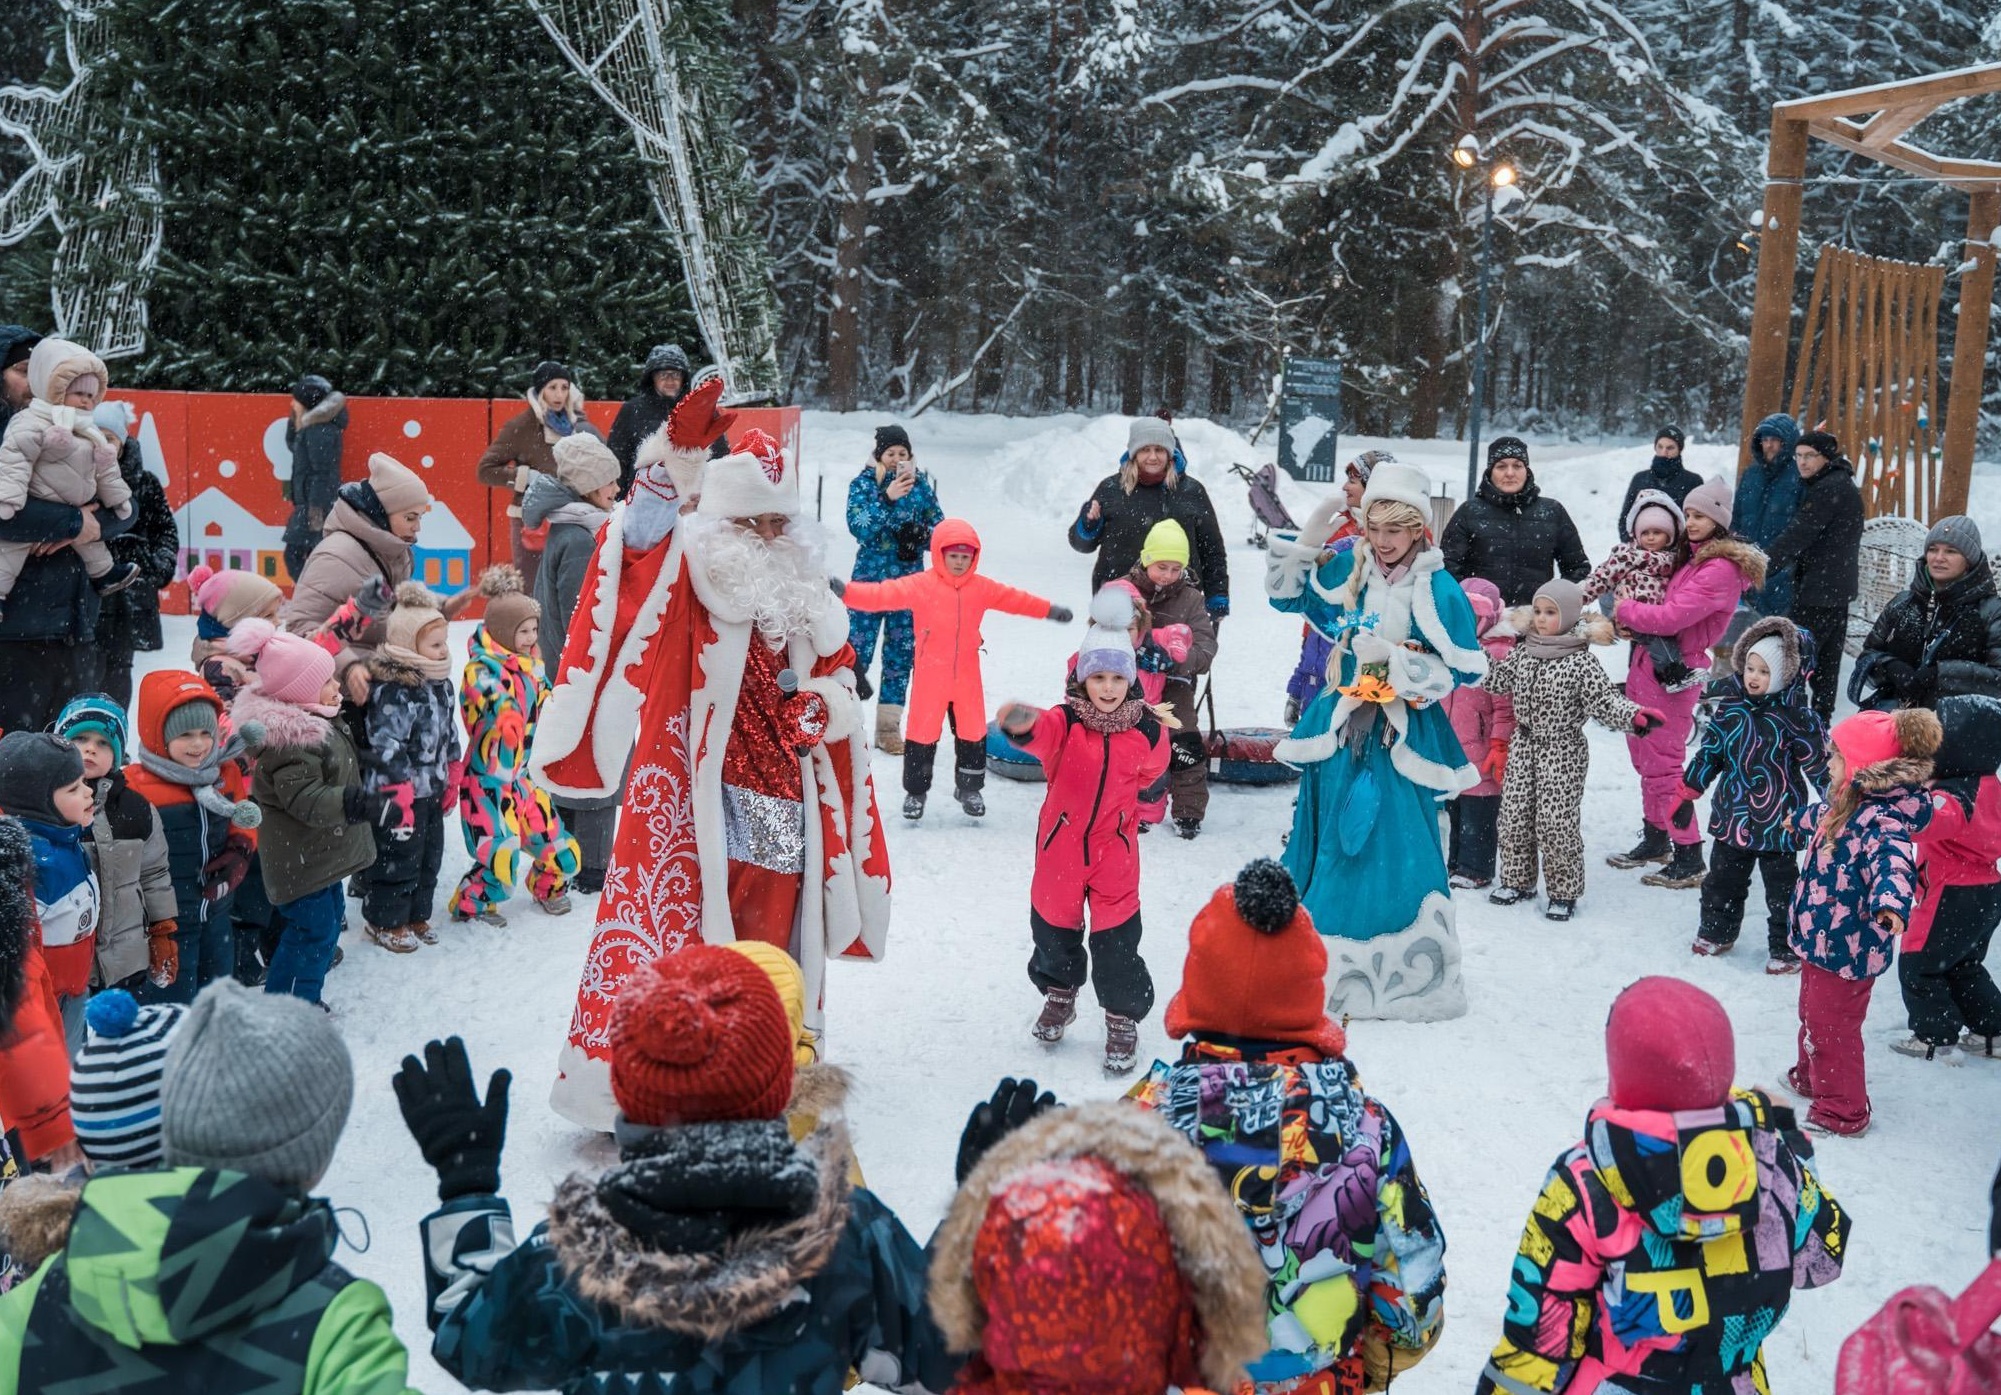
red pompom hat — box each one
[608,945,796,1126]
[1605,976,1736,1112]
[1163,860,1348,1057]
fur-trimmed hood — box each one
[230,685,333,751]
[1731,614,1803,685]
[1850,754,1937,793]
[0,1172,79,1273]
[1693,535,1767,590]
[928,1100,1268,1392]
[544,1112,856,1341]
[366,648,431,687]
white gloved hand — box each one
[623,463,683,553]
[1298,494,1348,552]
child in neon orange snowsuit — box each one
[838,517,1071,819]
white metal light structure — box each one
[525,0,780,399]
[0,2,162,359]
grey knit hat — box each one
[162,695,219,745]
[161,980,354,1192]
[1926,515,1983,568]
[1126,417,1177,456]
[0,731,84,827]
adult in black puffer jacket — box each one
[1854,515,2001,710]
[1763,430,1864,724]
[1068,417,1231,619]
[92,403,179,709]
[1616,426,1703,541]
[1439,437,1590,606]
[607,343,688,497]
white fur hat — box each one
[1359,461,1433,518]
[695,427,798,519]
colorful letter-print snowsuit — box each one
[1477,1090,1846,1395]
[1133,1039,1446,1394]
[451,625,578,915]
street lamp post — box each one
[1450,136,1517,505]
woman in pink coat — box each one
[838,517,1070,820]
[1609,477,1767,887]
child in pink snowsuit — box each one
[1000,587,1171,1076]
[1444,577,1515,887]
[1610,476,1764,886]
[1066,579,1189,827]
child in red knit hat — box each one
[401,944,958,1394]
[1475,977,1847,1394]
[1131,859,1447,1393]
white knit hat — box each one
[1359,461,1433,518]
[695,427,798,519]
[1076,586,1137,683]
[1747,634,1794,688]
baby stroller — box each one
[1230,462,1298,548]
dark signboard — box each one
[1278,356,1341,483]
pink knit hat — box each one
[252,630,336,706]
[187,564,284,629]
[1830,711,1903,772]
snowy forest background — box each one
[3,0,1999,441]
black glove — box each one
[956,1077,1057,1184]
[392,1037,511,1201]
[1874,657,1916,697]
[1047,605,1074,624]
[344,782,414,838]
[827,576,847,598]
[1670,799,1695,831]
[1906,664,1941,707]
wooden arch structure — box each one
[1740,64,2001,519]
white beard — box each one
[686,514,836,645]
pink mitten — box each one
[92,438,118,469]
[1152,622,1193,664]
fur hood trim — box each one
[231,687,333,751]
[367,650,429,687]
[928,1101,1268,1391]
[1694,536,1767,589]
[0,1174,80,1274]
[1853,754,1936,794]
[1731,614,1802,682]
[788,1062,851,1119]
[297,391,348,430]
[544,1113,854,1340]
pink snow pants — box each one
[1795,965,1875,1134]
[1625,657,1702,845]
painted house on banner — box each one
[413,502,475,595]
[176,487,293,586]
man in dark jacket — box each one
[1855,515,2001,710]
[0,325,38,436]
[1734,413,1804,615]
[1068,416,1231,619]
[282,375,349,581]
[607,343,689,496]
[1764,430,1863,724]
[1439,437,1590,606]
[0,499,135,734]
[92,402,179,708]
[1617,426,1702,541]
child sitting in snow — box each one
[1582,488,1702,689]
[1786,707,1940,1137]
[1444,576,1514,889]
[1894,694,2001,1064]
[1065,578,1190,829]
[834,518,1069,821]
[1681,617,1825,966]
[53,695,177,998]
[449,566,579,926]
[362,584,462,952]
[1483,579,1664,921]
[0,337,137,620]
[1476,977,1846,1394]
[998,588,1172,1074]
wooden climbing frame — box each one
[1740,63,2001,520]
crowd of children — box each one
[0,409,1992,1394]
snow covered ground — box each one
[138,412,2001,1393]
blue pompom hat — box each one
[72,989,187,1168]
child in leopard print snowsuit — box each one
[1483,580,1661,920]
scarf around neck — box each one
[1065,694,1148,733]
[22,398,113,449]
[1520,628,1589,661]
[135,734,249,818]
[382,643,453,681]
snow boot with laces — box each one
[1032,986,1078,1043]
[1104,1013,1140,1075]
[1642,841,1707,888]
[1890,1035,1960,1063]
[1607,823,1670,869]
[366,923,419,953]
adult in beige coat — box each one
[477,360,601,591]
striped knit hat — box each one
[72,989,187,1168]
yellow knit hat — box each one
[723,940,817,1066]
[1138,519,1191,568]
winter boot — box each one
[874,703,905,756]
[1174,817,1202,840]
[1544,900,1577,922]
[1032,987,1078,1043]
[1690,935,1732,957]
[1961,1031,2000,1060]
[957,788,986,817]
[537,892,572,916]
[853,668,874,702]
[451,907,507,928]
[1489,886,1531,907]
[1642,841,1706,888]
[1890,1034,1960,1063]
[409,919,439,946]
[1449,872,1491,890]
[366,923,419,953]
[1766,952,1802,975]
[1607,823,1671,869]
[954,757,985,817]
[1104,1013,1139,1075]
[90,560,140,595]
[903,791,925,821]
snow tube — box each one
[1206,726,1300,786]
[987,717,1046,782]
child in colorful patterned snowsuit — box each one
[837,518,1067,820]
[1683,617,1826,966]
[1444,576,1514,888]
[999,588,1171,1074]
[1133,859,1447,1394]
[362,584,462,952]
[844,424,943,754]
[1477,977,1847,1395]
[1582,487,1700,686]
[1483,580,1660,920]
[450,568,578,925]
[1895,694,2001,1063]
[1065,578,1190,827]
[1786,707,1940,1137]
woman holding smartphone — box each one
[846,424,943,754]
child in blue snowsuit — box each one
[845,425,942,748]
